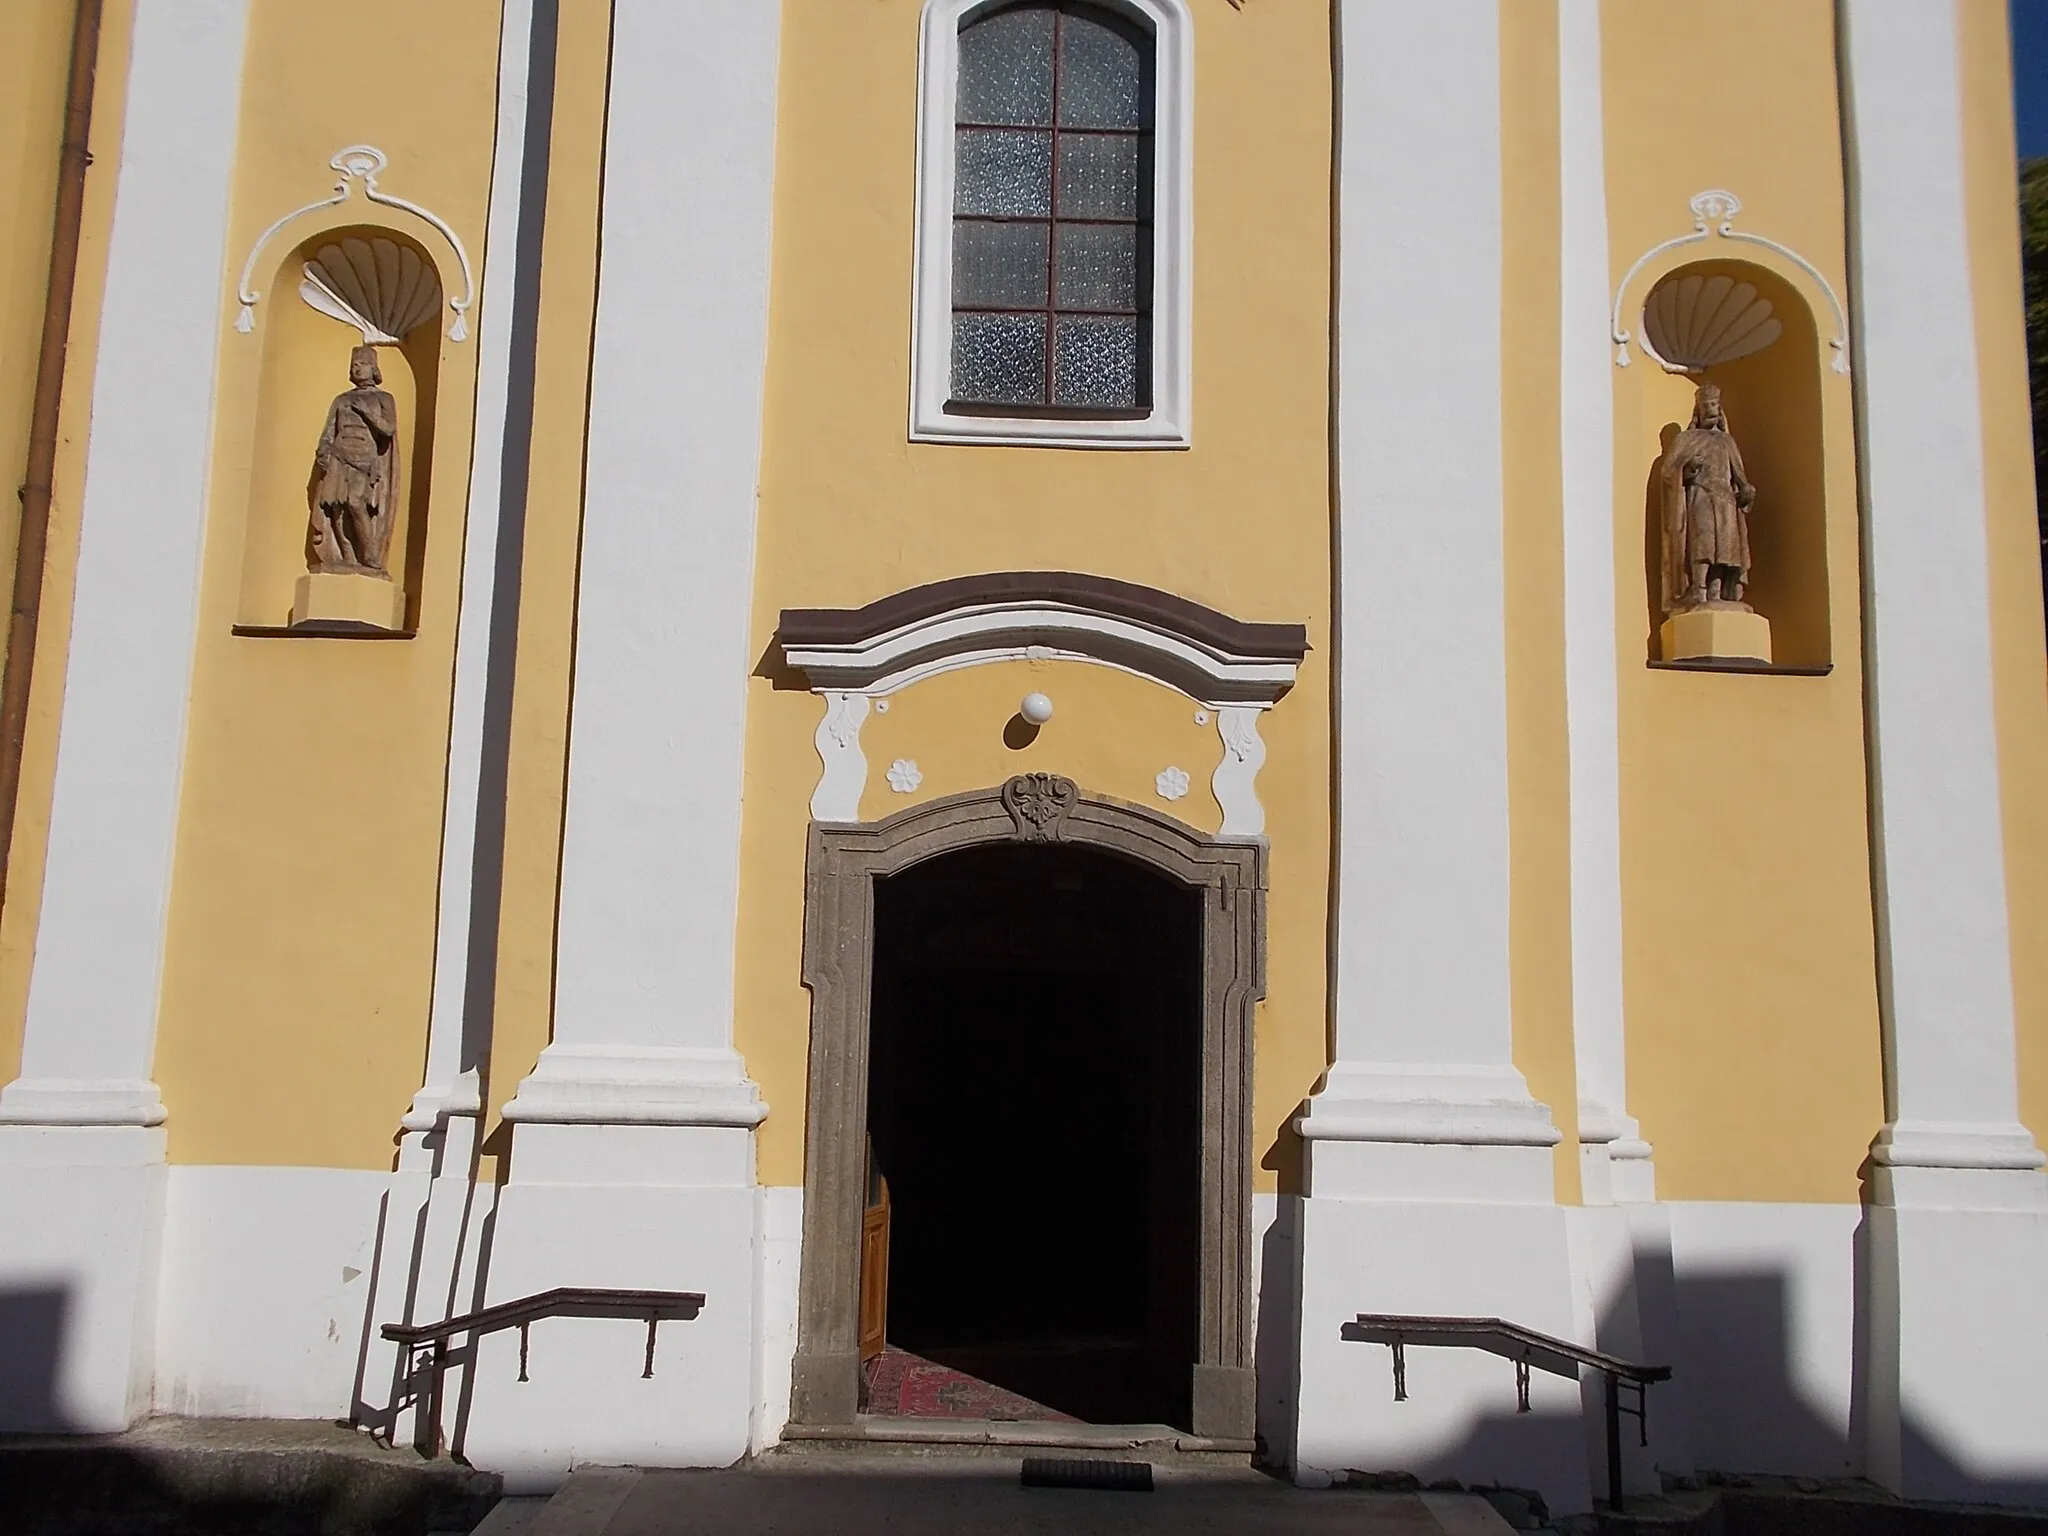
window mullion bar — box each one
[1045,4,1064,407]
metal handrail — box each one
[1344,1312,1671,1514]
[381,1287,705,1456]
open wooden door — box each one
[859,1146,890,1363]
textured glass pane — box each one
[1054,223,1138,311]
[954,220,1049,307]
[958,4,1054,126]
[1054,315,1138,406]
[1056,132,1142,219]
[956,128,1053,217]
[953,311,1048,404]
[1058,9,1145,129]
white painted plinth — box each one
[292,571,406,632]
[458,1123,762,1490]
[1866,1173,2048,1505]
[0,1127,166,1432]
[154,1164,389,1419]
[1291,1189,1593,1515]
[1659,606,1771,665]
[1564,1205,1683,1497]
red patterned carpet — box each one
[860,1347,1078,1422]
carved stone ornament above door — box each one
[1001,773,1078,842]
[774,572,1309,838]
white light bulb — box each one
[1020,692,1054,725]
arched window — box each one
[950,3,1153,414]
[912,0,1193,448]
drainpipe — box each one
[0,0,102,906]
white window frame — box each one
[910,0,1194,449]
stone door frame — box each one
[787,777,1266,1440]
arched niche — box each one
[234,225,445,629]
[1634,258,1831,668]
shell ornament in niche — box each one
[298,236,443,345]
[1642,271,1782,373]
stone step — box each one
[0,1416,501,1536]
[517,1462,1517,1535]
[778,1414,1254,1467]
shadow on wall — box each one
[344,1119,503,1463]
[0,1285,72,1435]
[0,1282,501,1533]
[1255,1210,2048,1514]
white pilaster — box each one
[1290,1,1583,1511]
[498,0,776,1135]
[1557,0,1651,1208]
[351,4,546,1453]
[0,0,249,1432]
[403,0,540,1144]
[475,0,780,1478]
[1839,0,2045,1199]
[1298,0,1559,1198]
[1839,0,2048,1503]
[0,0,247,1130]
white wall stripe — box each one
[405,0,541,1137]
[1557,0,1650,1199]
[0,0,251,1126]
[1838,0,2044,1187]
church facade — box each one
[0,0,2044,1514]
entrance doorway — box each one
[863,843,1201,1427]
[790,779,1263,1441]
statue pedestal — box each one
[292,571,405,633]
[1660,605,1771,665]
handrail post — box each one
[1604,1368,1623,1512]
[415,1339,447,1458]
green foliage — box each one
[2025,156,2048,572]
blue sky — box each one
[2019,0,2048,156]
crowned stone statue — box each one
[308,344,399,578]
[1657,383,1771,664]
[1660,383,1754,616]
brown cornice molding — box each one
[777,571,1308,662]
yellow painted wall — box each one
[0,0,133,1090]
[150,0,505,1169]
[1957,2,2048,1154]
[0,0,72,638]
[1500,0,1581,1203]
[735,0,1335,1194]
[1603,0,1884,1203]
[855,663,1227,833]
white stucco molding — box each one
[1211,705,1267,838]
[909,0,1194,448]
[233,145,475,342]
[777,572,1308,837]
[500,1045,768,1128]
[1611,190,1849,374]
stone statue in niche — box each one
[1657,382,1772,664]
[307,344,399,578]
[1660,383,1754,615]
